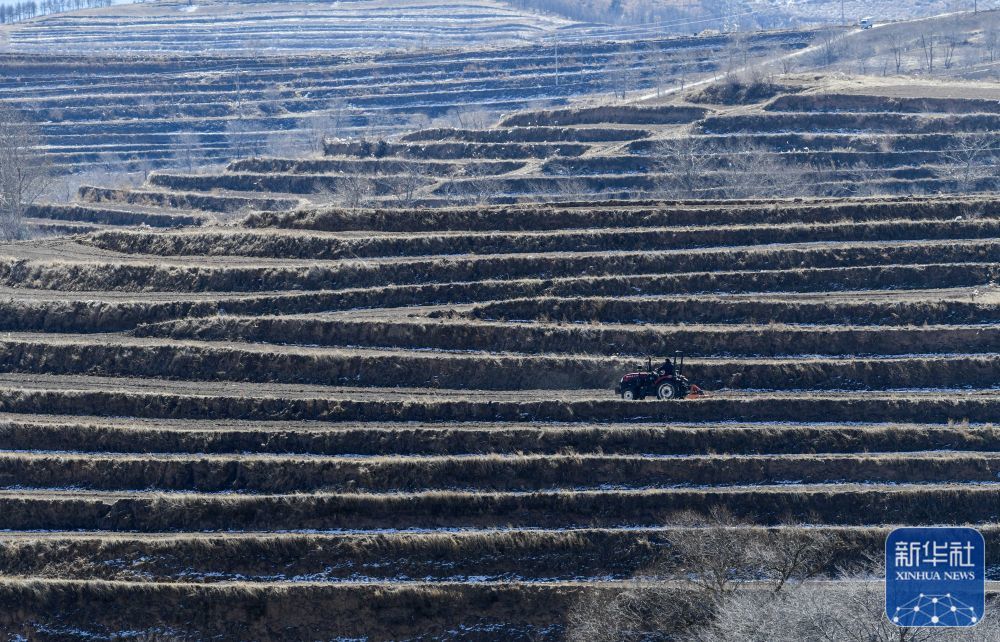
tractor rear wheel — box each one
[657,383,677,400]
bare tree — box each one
[653,136,812,199]
[566,583,705,642]
[265,129,305,158]
[839,162,894,198]
[725,30,751,74]
[609,47,640,100]
[940,133,998,192]
[983,25,999,62]
[818,28,844,67]
[653,136,717,198]
[685,580,998,642]
[333,174,375,209]
[566,519,999,642]
[849,41,875,75]
[463,165,503,205]
[722,139,808,198]
[386,172,425,205]
[226,65,259,160]
[540,176,590,203]
[920,33,936,71]
[0,104,50,240]
[942,32,959,69]
[259,84,284,116]
[226,115,260,160]
[303,107,354,156]
[885,33,906,74]
[174,132,204,173]
[363,111,391,140]
[650,48,673,96]
[754,530,838,594]
[662,509,761,597]
[454,108,494,130]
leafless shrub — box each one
[686,580,961,642]
[258,84,285,117]
[841,162,894,198]
[653,136,811,199]
[690,70,785,105]
[174,132,204,173]
[652,136,717,198]
[445,163,504,205]
[386,173,425,205]
[225,116,260,160]
[721,140,809,199]
[565,583,706,642]
[663,509,761,597]
[302,106,351,156]
[940,134,998,192]
[43,167,144,203]
[431,107,495,131]
[568,515,998,642]
[205,205,253,227]
[543,177,590,203]
[454,108,494,130]
[0,104,50,241]
[264,129,306,159]
[818,28,845,67]
[330,175,375,209]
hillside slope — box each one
[2,183,1000,635]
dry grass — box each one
[85,216,1000,260]
[246,196,996,233]
[1,415,998,456]
[473,295,1000,326]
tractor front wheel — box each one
[657,383,677,400]
[621,389,636,400]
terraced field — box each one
[0,0,817,177]
[402,78,1000,201]
[36,74,997,235]
[1,187,1000,637]
[2,0,573,55]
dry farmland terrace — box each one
[392,76,1000,202]
[0,0,818,176]
[30,75,1000,233]
[2,187,1000,636]
[1,0,577,55]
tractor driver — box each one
[658,358,674,377]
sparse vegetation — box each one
[0,104,49,240]
[2,3,1000,639]
[568,517,1000,641]
[690,73,788,105]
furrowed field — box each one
[2,1,1000,637]
[2,166,1000,635]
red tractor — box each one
[615,352,705,400]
